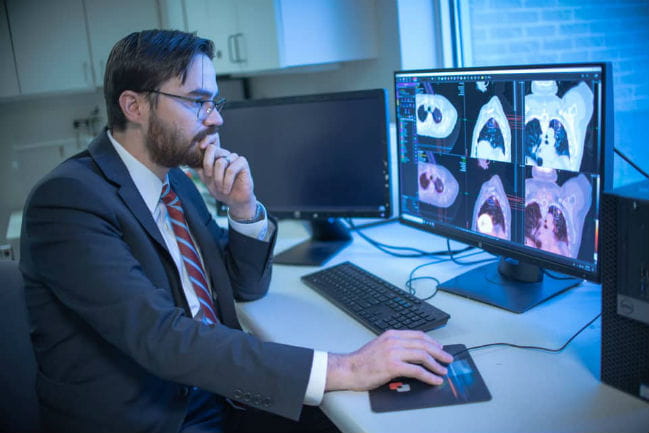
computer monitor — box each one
[394,63,613,313]
[218,89,391,266]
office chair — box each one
[0,260,41,432]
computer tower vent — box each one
[600,188,649,401]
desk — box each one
[236,220,649,433]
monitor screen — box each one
[219,89,391,265]
[394,63,613,312]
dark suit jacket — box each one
[19,131,314,432]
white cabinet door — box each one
[7,0,94,94]
[0,2,19,97]
[184,0,241,74]
[278,0,378,67]
[167,0,377,75]
[84,0,160,86]
[235,0,280,72]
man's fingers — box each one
[379,330,453,365]
[398,361,445,386]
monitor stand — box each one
[438,257,581,313]
[274,219,352,266]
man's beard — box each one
[145,111,217,169]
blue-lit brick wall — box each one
[467,0,649,187]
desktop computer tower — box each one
[600,179,649,402]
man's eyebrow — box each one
[187,88,218,99]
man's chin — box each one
[181,146,204,168]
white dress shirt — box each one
[108,131,326,405]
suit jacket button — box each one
[262,397,272,407]
[253,393,262,405]
[233,389,243,399]
[243,392,251,402]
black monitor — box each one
[218,89,391,266]
[394,63,613,313]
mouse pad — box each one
[369,344,491,412]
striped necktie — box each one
[160,181,218,325]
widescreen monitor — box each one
[394,63,613,313]
[218,89,391,265]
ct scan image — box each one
[414,81,463,154]
[524,166,592,259]
[467,158,515,241]
[416,151,466,227]
[467,81,515,163]
[471,175,511,240]
[524,80,595,172]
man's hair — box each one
[104,29,214,131]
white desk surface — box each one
[235,219,649,433]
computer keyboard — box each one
[301,261,450,335]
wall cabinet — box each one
[170,0,378,75]
[3,0,159,97]
[0,2,19,97]
[7,0,94,95]
[84,0,160,85]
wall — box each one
[0,91,106,244]
[465,0,649,187]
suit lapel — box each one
[88,131,168,252]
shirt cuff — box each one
[227,202,269,241]
[303,350,328,406]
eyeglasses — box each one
[146,90,227,120]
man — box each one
[20,30,452,432]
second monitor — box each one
[218,89,391,266]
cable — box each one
[405,248,491,300]
[615,147,649,179]
[543,269,578,281]
[345,218,474,258]
[451,312,602,359]
[447,238,496,266]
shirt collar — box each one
[107,130,165,215]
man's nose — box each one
[203,108,223,127]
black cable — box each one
[543,269,578,280]
[405,248,490,300]
[615,147,649,179]
[346,218,474,258]
[447,238,496,266]
[451,312,602,359]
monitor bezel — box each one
[217,88,392,220]
[394,62,614,283]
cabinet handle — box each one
[233,33,245,63]
[228,34,237,63]
[83,62,89,85]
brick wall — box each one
[466,0,649,186]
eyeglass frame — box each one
[144,89,227,120]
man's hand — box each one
[325,330,454,392]
[197,133,257,220]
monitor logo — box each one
[388,381,411,393]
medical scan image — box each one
[471,175,511,240]
[525,80,594,172]
[415,92,458,140]
[418,159,460,208]
[470,95,512,163]
[524,167,592,258]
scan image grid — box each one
[397,73,601,263]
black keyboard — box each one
[301,261,450,334]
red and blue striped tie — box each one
[160,181,218,325]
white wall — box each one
[0,91,105,242]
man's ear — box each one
[118,90,149,125]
